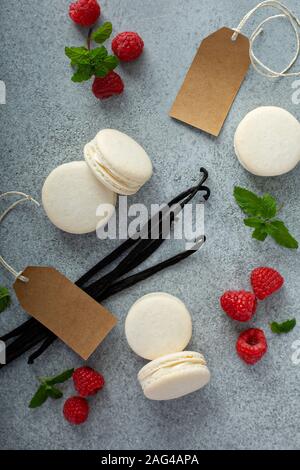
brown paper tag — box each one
[169,27,250,136]
[14,266,117,360]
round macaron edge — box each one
[84,141,141,195]
[42,161,116,234]
[125,292,193,360]
[234,106,300,177]
[93,129,153,186]
[137,351,210,401]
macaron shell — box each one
[125,293,192,360]
[140,361,211,401]
[234,107,300,176]
[42,161,116,234]
[95,129,153,182]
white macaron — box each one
[125,293,192,360]
[138,351,211,401]
[42,161,116,234]
[234,106,300,176]
[84,129,153,195]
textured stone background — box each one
[0,0,300,450]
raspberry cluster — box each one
[63,367,105,425]
[220,267,284,365]
[67,0,144,99]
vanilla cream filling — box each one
[138,355,207,383]
[95,161,139,191]
[140,362,208,391]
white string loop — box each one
[232,1,300,78]
[0,191,40,283]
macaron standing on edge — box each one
[84,129,153,195]
[138,351,211,401]
[234,106,300,176]
[125,292,193,360]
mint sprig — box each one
[234,187,298,249]
[29,368,74,409]
[270,318,296,334]
[65,21,119,83]
[0,286,11,313]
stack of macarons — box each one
[125,292,211,401]
[42,129,153,234]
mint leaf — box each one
[94,64,109,77]
[72,65,93,82]
[103,55,119,71]
[234,188,277,219]
[0,286,11,313]
[29,385,48,409]
[233,187,263,216]
[44,368,74,386]
[90,46,108,62]
[244,218,268,240]
[260,194,277,219]
[244,217,265,229]
[46,386,63,399]
[92,22,113,44]
[252,227,268,241]
[90,47,114,77]
[270,318,296,334]
[266,220,298,249]
[65,47,90,65]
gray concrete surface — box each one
[1,0,300,450]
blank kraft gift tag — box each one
[14,267,117,360]
[170,27,250,136]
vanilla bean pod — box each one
[95,237,206,302]
[86,170,209,297]
[1,319,46,345]
[0,328,49,369]
[0,318,36,342]
[7,331,49,364]
[80,166,208,290]
[89,194,209,299]
[27,332,57,364]
[78,184,200,288]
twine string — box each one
[0,192,40,283]
[231,0,300,78]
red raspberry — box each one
[63,396,89,425]
[92,71,124,99]
[236,328,268,365]
[69,0,101,27]
[251,267,284,301]
[112,32,144,62]
[220,290,257,322]
[73,366,105,397]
